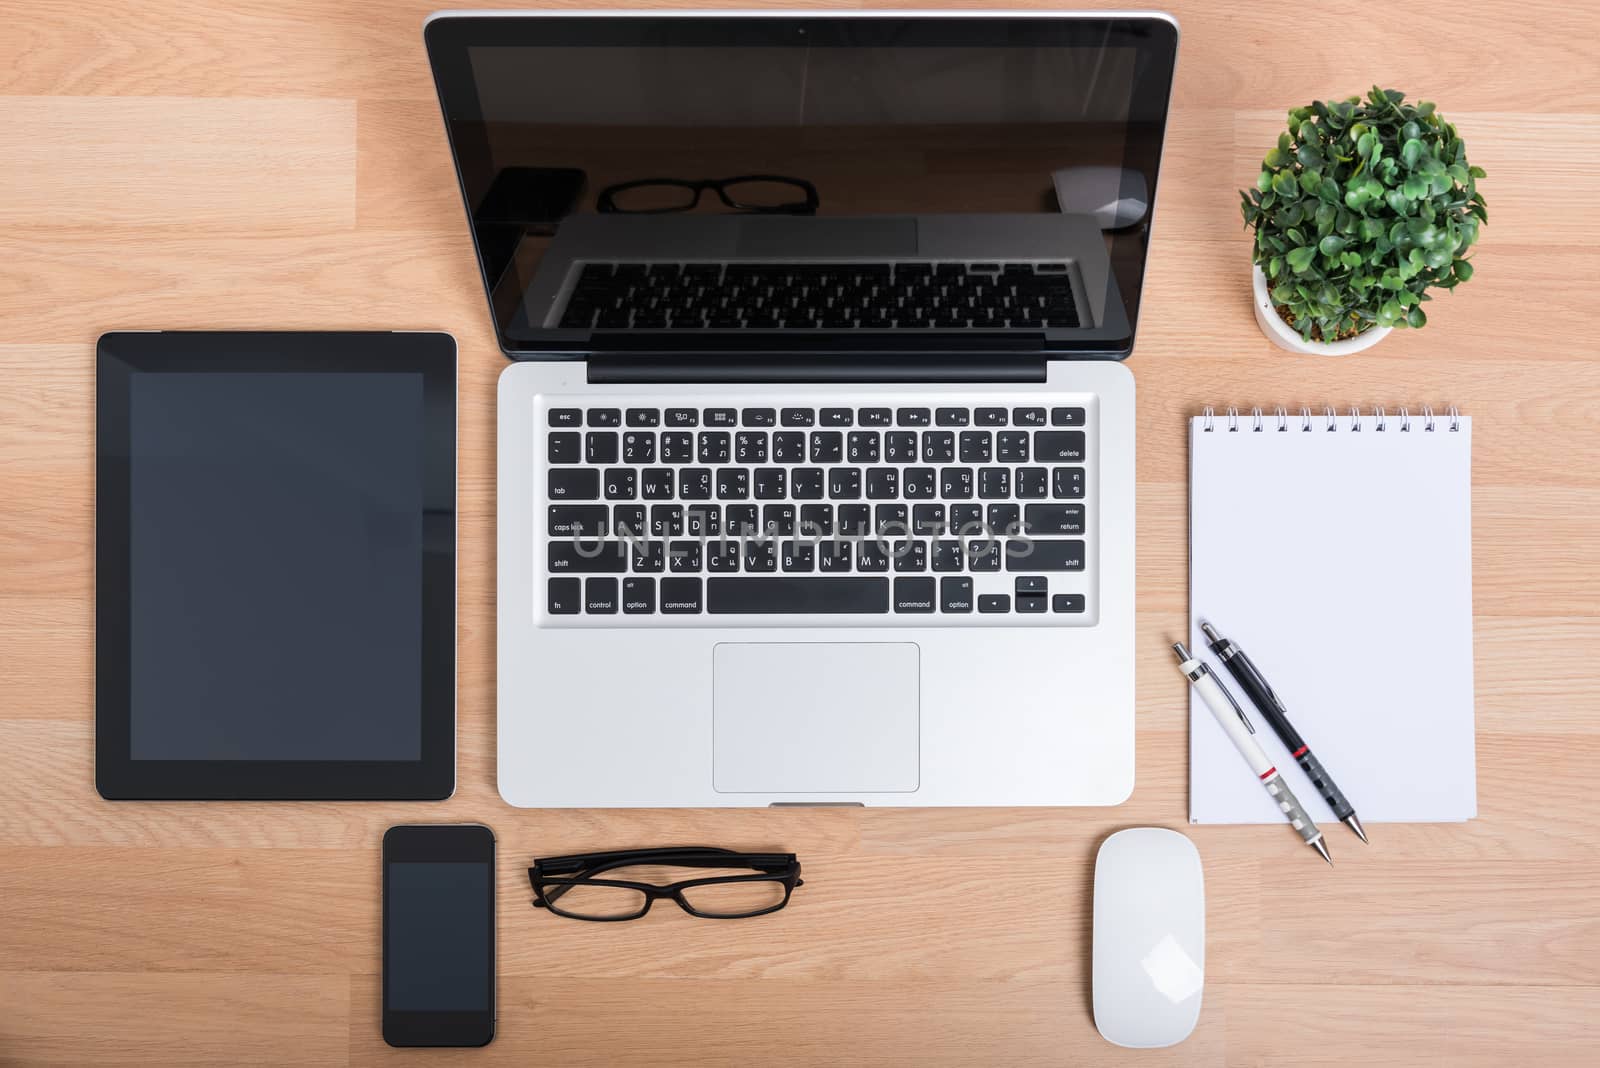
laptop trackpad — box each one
[713,643,920,794]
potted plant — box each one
[1240,87,1485,355]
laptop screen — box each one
[426,15,1177,358]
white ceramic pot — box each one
[1252,264,1391,356]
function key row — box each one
[549,406,1086,429]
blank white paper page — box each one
[1188,411,1476,824]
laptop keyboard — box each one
[538,397,1096,625]
[556,262,1082,331]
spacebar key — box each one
[707,577,889,614]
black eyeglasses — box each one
[529,847,804,921]
[596,175,819,216]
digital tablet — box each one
[96,332,456,800]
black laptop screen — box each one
[426,16,1177,356]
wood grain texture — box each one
[2,1,1599,1065]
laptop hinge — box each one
[586,353,1047,385]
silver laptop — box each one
[426,10,1178,806]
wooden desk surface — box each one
[3,2,1599,1064]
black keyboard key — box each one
[792,467,825,500]
[1005,539,1086,571]
[603,468,636,500]
[903,467,936,499]
[668,540,701,572]
[742,407,777,427]
[652,505,684,538]
[1017,467,1049,499]
[821,407,853,427]
[725,505,760,536]
[547,432,581,464]
[773,431,806,463]
[1015,576,1049,595]
[941,576,974,613]
[743,541,777,573]
[978,467,1011,500]
[885,431,918,463]
[781,408,815,427]
[612,505,645,537]
[827,468,861,500]
[1035,431,1086,462]
[660,431,694,464]
[897,407,931,427]
[640,468,674,500]
[1025,504,1085,535]
[949,503,984,535]
[588,408,621,427]
[680,468,712,500]
[859,407,893,426]
[959,431,992,464]
[913,504,946,535]
[548,577,581,614]
[630,541,666,573]
[818,540,853,572]
[847,431,880,463]
[1013,407,1046,427]
[921,431,955,463]
[799,504,834,537]
[932,540,964,572]
[661,577,703,614]
[875,503,909,535]
[857,539,891,572]
[763,503,796,537]
[976,407,1008,426]
[893,577,936,613]
[705,408,737,428]
[549,408,581,427]
[626,408,660,427]
[547,541,627,573]
[549,469,599,500]
[665,408,698,427]
[1051,406,1087,427]
[1017,592,1048,614]
[940,467,974,500]
[548,505,608,537]
[967,539,1002,572]
[623,577,656,614]
[866,468,899,500]
[892,539,927,572]
[706,540,739,572]
[734,431,768,464]
[809,431,844,463]
[753,467,787,499]
[781,540,816,573]
[987,504,1020,534]
[685,505,721,538]
[996,431,1029,463]
[622,432,655,464]
[1053,593,1086,613]
[935,407,970,427]
[585,577,619,614]
[586,431,619,464]
[708,577,889,614]
[698,431,730,464]
[978,594,1010,613]
[1054,467,1086,499]
[716,468,749,500]
[838,504,871,536]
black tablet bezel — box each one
[95,331,457,800]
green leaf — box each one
[1265,147,1291,168]
[1453,260,1474,282]
[1402,175,1429,199]
[1299,170,1321,194]
[1401,138,1425,169]
[1256,170,1272,193]
[1271,283,1296,304]
[1286,227,1308,246]
[1468,165,1487,179]
[1319,235,1347,256]
[1406,306,1427,328]
[1286,246,1317,274]
[1377,299,1404,326]
[1341,251,1363,270]
[1271,170,1299,197]
[1386,188,1413,216]
[1380,270,1404,290]
[1268,255,1284,279]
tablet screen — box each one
[127,373,423,760]
[97,331,455,799]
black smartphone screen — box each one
[382,825,495,1047]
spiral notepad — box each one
[1188,406,1476,824]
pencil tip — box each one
[1346,814,1369,844]
[1311,837,1333,865]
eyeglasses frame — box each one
[595,174,820,216]
[529,846,804,921]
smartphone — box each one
[382,824,496,1047]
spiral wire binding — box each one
[1200,405,1462,432]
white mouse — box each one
[1092,827,1205,1048]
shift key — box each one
[1004,538,1085,571]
